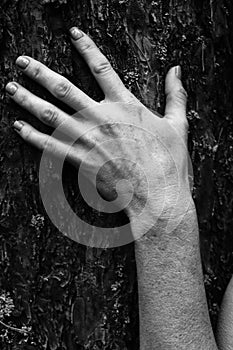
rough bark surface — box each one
[0,0,232,349]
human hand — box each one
[6,27,193,241]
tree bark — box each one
[0,0,232,348]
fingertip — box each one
[13,120,24,132]
[15,56,30,69]
[6,82,18,96]
[165,65,188,126]
[12,121,43,149]
[166,65,181,79]
[175,65,181,79]
[69,27,84,41]
[165,65,183,93]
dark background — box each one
[0,0,233,348]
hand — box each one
[6,26,218,350]
[6,27,192,240]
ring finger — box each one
[15,56,98,111]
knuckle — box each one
[32,65,41,79]
[43,135,53,150]
[118,91,138,103]
[167,87,188,104]
[79,41,94,54]
[168,118,189,138]
[93,59,112,75]
[181,118,189,131]
[175,87,188,102]
[54,79,72,99]
[23,128,32,141]
[41,107,58,125]
[98,123,116,136]
[18,93,28,106]
[178,118,189,139]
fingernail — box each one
[6,83,18,96]
[16,56,30,69]
[13,120,24,132]
[69,27,84,40]
[175,65,182,79]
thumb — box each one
[165,66,188,127]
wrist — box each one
[127,190,197,243]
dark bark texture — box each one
[0,0,233,349]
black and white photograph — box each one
[0,0,232,349]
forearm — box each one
[132,199,217,350]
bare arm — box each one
[6,25,218,349]
[134,206,217,349]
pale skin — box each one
[5,26,233,349]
